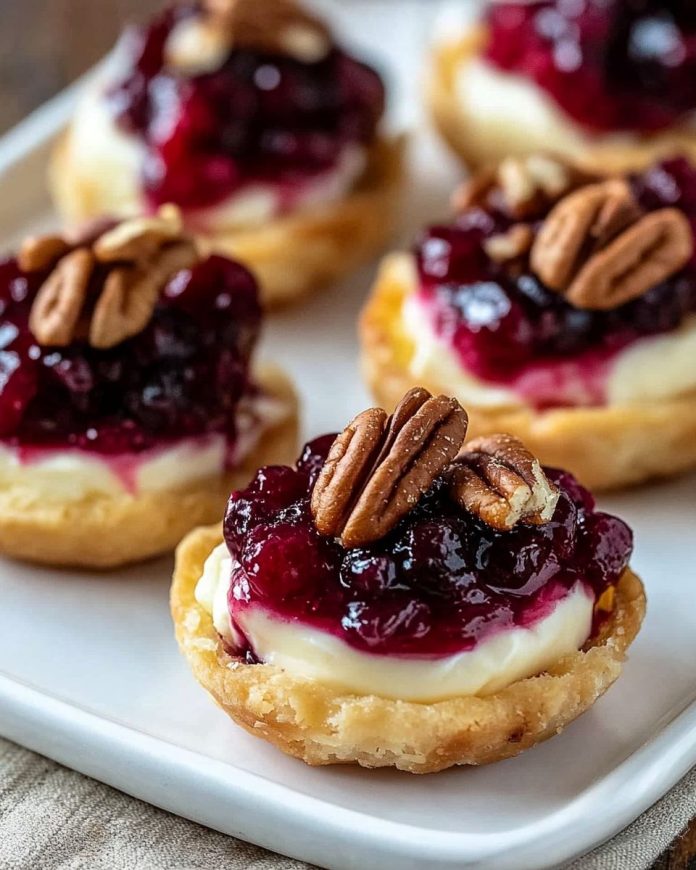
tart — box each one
[430,1,696,174]
[172,388,645,773]
[361,153,696,490]
[0,207,297,568]
[50,0,403,307]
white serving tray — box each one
[0,4,695,869]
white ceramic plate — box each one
[0,4,695,868]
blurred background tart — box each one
[0,207,297,568]
[361,153,696,489]
[50,0,403,306]
[429,0,696,174]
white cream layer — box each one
[195,543,594,702]
[0,393,290,503]
[68,70,147,217]
[71,70,366,229]
[454,56,638,157]
[400,261,696,408]
[455,53,696,154]
[198,145,367,231]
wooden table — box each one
[0,1,693,867]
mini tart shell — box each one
[0,364,298,570]
[360,254,696,491]
[171,524,645,774]
[429,25,696,174]
[49,133,404,308]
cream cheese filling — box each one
[400,262,696,409]
[68,71,147,217]
[0,392,290,503]
[195,543,594,702]
[196,145,367,231]
[454,56,640,157]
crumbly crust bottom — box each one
[360,253,696,491]
[428,26,696,173]
[50,134,404,308]
[0,364,298,569]
[171,525,645,774]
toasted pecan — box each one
[450,434,558,531]
[311,388,468,547]
[454,154,593,220]
[310,407,388,542]
[483,224,533,263]
[200,0,330,62]
[567,208,693,310]
[530,179,693,310]
[90,240,198,349]
[28,248,94,346]
[27,207,199,350]
[18,235,71,273]
[531,180,637,289]
[93,205,183,263]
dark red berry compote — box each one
[207,435,632,693]
[105,1,385,215]
[485,1,696,134]
[0,245,263,490]
[412,157,696,408]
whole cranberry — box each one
[484,534,562,598]
[295,433,337,485]
[163,256,260,326]
[241,522,333,599]
[581,512,633,587]
[547,468,595,512]
[339,550,402,596]
[224,465,309,556]
[341,598,431,651]
[394,518,476,599]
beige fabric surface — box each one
[0,736,692,870]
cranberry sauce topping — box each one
[108,5,385,211]
[415,158,696,407]
[0,255,261,453]
[222,436,632,659]
[485,1,696,134]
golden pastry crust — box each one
[50,132,404,308]
[360,254,696,491]
[171,524,645,774]
[0,364,298,569]
[429,26,696,174]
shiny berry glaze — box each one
[485,1,696,133]
[108,5,385,211]
[415,158,696,407]
[0,255,261,453]
[222,436,632,658]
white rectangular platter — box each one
[0,3,695,868]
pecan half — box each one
[450,434,558,531]
[18,235,71,273]
[531,180,640,291]
[483,224,533,263]
[531,179,693,309]
[453,154,593,220]
[201,0,330,63]
[90,240,199,349]
[27,208,199,349]
[566,208,693,310]
[93,205,183,264]
[28,249,94,346]
[311,388,468,548]
[165,16,232,74]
